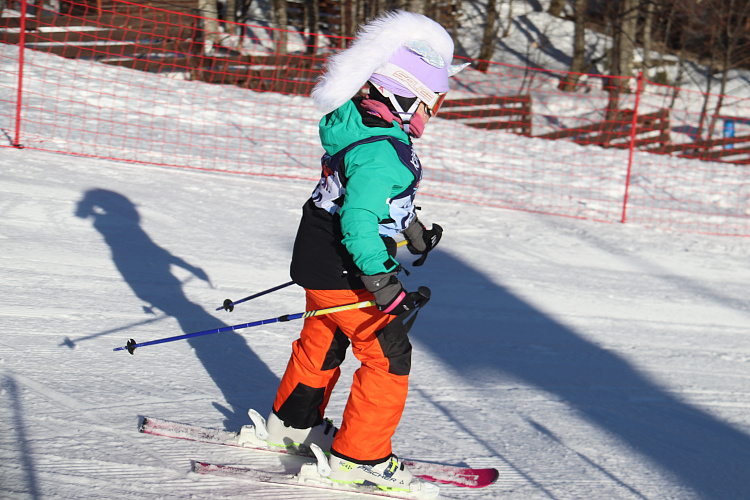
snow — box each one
[3,5,750,500]
[3,118,750,500]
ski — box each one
[139,415,499,489]
[191,460,455,499]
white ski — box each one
[139,413,499,488]
[192,443,448,499]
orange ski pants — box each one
[272,287,412,463]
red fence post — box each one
[13,0,27,148]
[620,71,643,224]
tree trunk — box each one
[706,0,736,143]
[618,0,638,83]
[271,0,288,54]
[450,0,463,41]
[502,0,514,38]
[548,0,565,17]
[476,0,498,72]
[668,35,686,110]
[641,0,654,74]
[305,0,319,54]
[661,0,675,53]
[359,0,369,20]
[695,24,718,144]
[705,0,750,142]
[198,0,220,54]
[225,0,236,24]
[425,0,441,23]
[407,0,426,15]
[341,0,357,43]
[609,0,638,96]
[559,0,587,91]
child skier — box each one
[253,9,467,494]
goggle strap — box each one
[374,84,419,132]
[388,95,418,134]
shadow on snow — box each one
[410,249,750,499]
[75,188,279,428]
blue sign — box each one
[723,119,735,149]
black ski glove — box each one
[361,272,430,315]
[403,218,443,266]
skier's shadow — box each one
[75,188,279,428]
[409,250,750,499]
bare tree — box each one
[559,0,588,91]
[641,0,654,74]
[198,0,221,54]
[667,26,688,110]
[332,0,458,42]
[502,0,514,38]
[477,0,499,72]
[702,0,750,141]
[659,0,677,50]
[407,0,427,14]
[225,0,236,24]
[271,0,288,54]
[611,0,638,86]
[303,0,320,53]
[603,0,639,116]
[655,0,697,111]
[694,22,718,145]
[548,0,565,17]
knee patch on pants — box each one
[274,328,349,428]
[375,317,412,376]
[322,327,350,370]
[275,382,326,428]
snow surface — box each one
[3,4,750,499]
[3,131,750,500]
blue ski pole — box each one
[113,299,376,354]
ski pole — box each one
[113,299,376,354]
[218,281,294,312]
[218,239,409,312]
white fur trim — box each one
[311,10,455,115]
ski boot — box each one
[237,409,337,455]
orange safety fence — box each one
[1,0,748,236]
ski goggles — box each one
[372,63,449,117]
[425,92,448,117]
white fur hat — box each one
[311,10,464,115]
